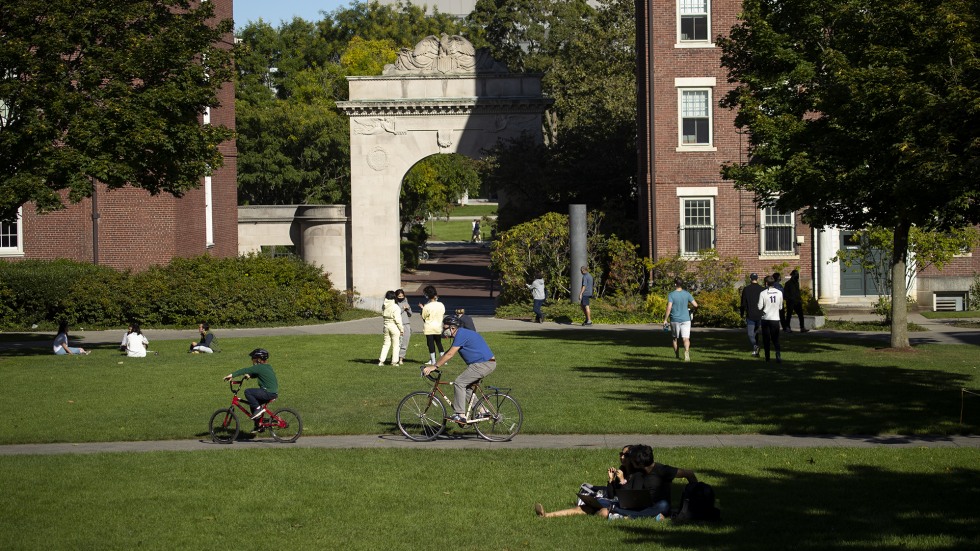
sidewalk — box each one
[2,433,977,456]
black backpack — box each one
[673,482,721,523]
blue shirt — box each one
[450,327,494,364]
[667,290,695,322]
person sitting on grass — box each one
[53,321,90,356]
[601,444,698,521]
[535,445,636,518]
[223,348,278,434]
[124,323,150,358]
[189,322,215,353]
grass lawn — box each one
[1,447,977,550]
[3,330,978,444]
[450,203,498,217]
[427,218,484,241]
[920,310,980,319]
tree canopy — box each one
[719,0,980,347]
[0,0,234,221]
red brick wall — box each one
[639,0,815,284]
[5,0,237,272]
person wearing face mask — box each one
[421,315,496,425]
[395,289,412,365]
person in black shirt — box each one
[739,273,765,356]
[601,444,698,520]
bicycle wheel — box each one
[209,408,240,444]
[270,408,303,443]
[473,393,523,442]
[396,391,446,441]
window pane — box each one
[764,227,793,253]
[681,91,708,117]
[0,219,17,248]
[680,15,707,41]
[684,227,713,253]
[682,118,709,144]
[684,199,711,225]
[679,0,707,15]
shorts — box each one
[580,296,591,307]
[670,321,691,339]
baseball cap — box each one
[750,273,758,280]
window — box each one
[761,207,795,255]
[680,197,715,255]
[0,208,23,256]
[675,78,716,151]
[679,0,709,43]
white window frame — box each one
[759,206,798,258]
[0,207,24,257]
[677,189,717,256]
[675,78,716,152]
[676,0,713,48]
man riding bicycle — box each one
[223,348,279,433]
[422,315,496,424]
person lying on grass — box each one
[535,445,636,518]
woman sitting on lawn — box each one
[53,321,90,356]
[534,445,635,518]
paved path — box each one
[2,433,977,456]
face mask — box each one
[396,296,405,303]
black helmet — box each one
[442,315,461,328]
[248,348,270,361]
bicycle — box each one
[395,366,523,442]
[418,247,430,262]
[208,378,303,444]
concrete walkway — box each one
[2,433,977,456]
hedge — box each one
[0,254,349,330]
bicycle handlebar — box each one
[420,365,441,382]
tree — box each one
[0,0,234,220]
[719,0,980,348]
[401,154,481,227]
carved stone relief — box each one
[353,117,406,135]
[366,147,389,171]
[383,34,509,75]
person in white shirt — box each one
[125,324,150,358]
[757,276,784,363]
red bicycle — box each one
[208,378,302,443]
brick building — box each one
[0,0,237,272]
[636,0,978,308]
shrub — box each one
[801,285,824,315]
[970,272,980,311]
[644,293,668,320]
[693,287,742,328]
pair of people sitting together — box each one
[535,444,698,521]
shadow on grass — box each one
[613,465,980,550]
[506,329,977,434]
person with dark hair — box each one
[526,272,546,323]
[419,285,445,365]
[378,290,403,366]
[739,273,764,356]
[223,348,279,434]
[124,323,150,358]
[772,272,786,331]
[454,308,477,331]
[782,269,808,333]
[422,315,496,424]
[534,445,637,518]
[602,444,698,521]
[758,276,784,363]
[579,266,594,326]
[189,322,215,353]
[53,321,90,355]
[395,289,412,365]
[664,278,698,361]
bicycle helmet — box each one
[442,315,461,327]
[248,348,270,361]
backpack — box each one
[673,482,721,523]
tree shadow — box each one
[613,465,980,549]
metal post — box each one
[569,204,587,303]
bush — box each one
[0,255,349,329]
[970,272,980,311]
[693,287,742,328]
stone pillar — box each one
[817,227,838,303]
[297,205,350,290]
[569,204,587,303]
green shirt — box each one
[231,363,279,394]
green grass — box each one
[426,219,483,241]
[921,310,980,319]
[823,319,927,331]
[3,330,978,444]
[449,203,498,217]
[1,447,977,550]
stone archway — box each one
[337,34,552,308]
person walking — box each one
[772,272,787,331]
[378,290,403,366]
[664,278,698,362]
[579,266,594,326]
[782,269,808,333]
[739,273,764,356]
[758,276,784,363]
[419,285,446,365]
[526,272,546,323]
[395,289,412,365]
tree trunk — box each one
[890,222,911,348]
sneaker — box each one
[776,352,782,363]
[607,513,625,521]
[800,328,810,333]
[473,410,492,420]
[250,427,265,434]
[449,413,468,424]
[684,350,690,362]
[378,361,385,366]
[784,327,793,333]
[583,321,593,326]
[752,346,759,357]
[250,407,265,420]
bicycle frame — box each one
[225,380,285,429]
[423,378,502,423]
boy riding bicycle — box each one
[223,348,279,433]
